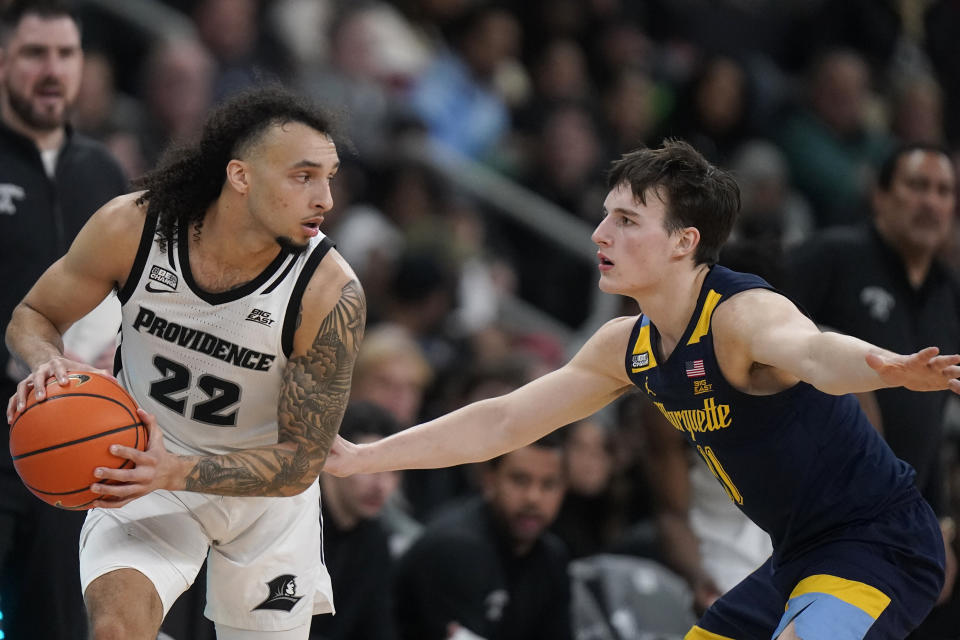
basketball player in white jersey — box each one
[5,87,365,640]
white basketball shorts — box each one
[79,481,333,631]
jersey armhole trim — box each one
[117,211,159,304]
[281,238,335,358]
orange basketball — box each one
[9,371,147,510]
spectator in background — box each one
[0,1,127,638]
[522,100,605,222]
[785,143,959,629]
[349,323,433,554]
[599,66,658,157]
[191,0,290,101]
[655,55,753,167]
[381,251,459,372]
[351,323,433,429]
[294,3,429,163]
[550,416,628,559]
[503,101,603,328]
[407,357,535,525]
[890,74,945,145]
[406,3,520,159]
[137,36,214,168]
[529,38,591,104]
[311,402,402,640]
[729,139,814,249]
[71,49,145,178]
[777,49,893,228]
[394,433,571,640]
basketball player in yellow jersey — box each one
[327,141,960,639]
[6,88,365,639]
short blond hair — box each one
[352,323,433,388]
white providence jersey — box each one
[115,214,333,456]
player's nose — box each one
[312,182,333,212]
[591,217,611,245]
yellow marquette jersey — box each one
[114,213,332,456]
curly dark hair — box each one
[133,86,340,252]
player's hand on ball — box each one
[866,347,960,393]
[89,408,176,508]
[6,356,114,423]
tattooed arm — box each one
[89,254,366,505]
[182,275,366,496]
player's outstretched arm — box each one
[716,289,960,396]
[324,317,636,477]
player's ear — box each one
[225,159,250,195]
[673,226,700,258]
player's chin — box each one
[275,235,310,254]
[596,276,620,294]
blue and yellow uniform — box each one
[625,265,945,640]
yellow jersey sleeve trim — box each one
[684,625,736,640]
[686,289,723,345]
[631,323,658,373]
[788,574,891,619]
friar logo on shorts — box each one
[252,574,303,612]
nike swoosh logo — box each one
[145,282,177,293]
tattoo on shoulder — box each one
[183,280,366,495]
[281,280,366,455]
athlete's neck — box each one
[636,263,710,357]
[196,199,282,272]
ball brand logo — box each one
[67,373,92,386]
[252,574,303,612]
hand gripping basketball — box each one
[88,407,181,509]
[8,371,148,510]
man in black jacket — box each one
[394,433,571,640]
[785,142,959,635]
[0,2,127,638]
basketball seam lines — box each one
[10,391,136,429]
[11,422,144,460]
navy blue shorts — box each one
[686,496,945,640]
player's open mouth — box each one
[301,219,323,236]
[598,252,614,271]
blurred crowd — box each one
[5,0,960,638]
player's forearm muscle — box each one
[6,302,66,368]
[182,281,365,496]
[798,331,893,395]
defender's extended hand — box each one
[322,434,360,478]
[866,347,960,393]
[89,408,179,508]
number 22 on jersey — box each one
[148,355,242,426]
